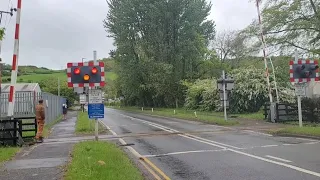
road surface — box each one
[102,108,320,180]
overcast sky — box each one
[0,0,257,70]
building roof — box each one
[1,83,40,92]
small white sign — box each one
[89,89,102,104]
[294,83,306,96]
[79,94,86,104]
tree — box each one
[213,30,251,66]
[104,0,215,107]
[39,77,77,106]
[245,0,320,56]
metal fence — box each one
[0,92,66,125]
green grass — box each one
[112,107,239,126]
[64,141,144,180]
[234,110,265,120]
[16,72,66,82]
[76,112,106,134]
[270,126,320,137]
[0,147,20,163]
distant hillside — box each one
[1,57,117,83]
[1,64,63,77]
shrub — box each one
[183,79,219,111]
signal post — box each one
[67,60,105,140]
[289,53,319,127]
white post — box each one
[152,108,153,112]
[298,96,302,127]
[174,109,176,114]
[295,49,303,128]
[222,70,227,121]
[94,50,99,141]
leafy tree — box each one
[104,0,215,107]
[39,77,77,106]
[245,0,320,56]
[214,30,249,61]
[183,79,219,111]
[229,65,295,113]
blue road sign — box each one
[88,103,104,119]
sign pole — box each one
[93,50,99,141]
[222,70,227,121]
[297,95,302,127]
[294,50,303,127]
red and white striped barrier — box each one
[7,0,22,117]
[255,0,273,103]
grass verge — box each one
[64,141,144,180]
[270,126,320,137]
[0,147,20,163]
[76,112,106,134]
[111,106,239,126]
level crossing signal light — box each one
[67,62,105,87]
[290,60,319,82]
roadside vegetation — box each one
[0,147,20,163]
[111,106,239,126]
[75,112,106,135]
[64,141,144,180]
[270,124,320,138]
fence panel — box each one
[0,91,66,125]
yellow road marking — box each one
[139,160,162,180]
[140,157,171,180]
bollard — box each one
[174,109,176,114]
[142,107,144,111]
[194,111,197,118]
[152,108,154,112]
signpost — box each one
[88,89,104,141]
[294,83,306,127]
[217,70,234,121]
[290,50,319,127]
[67,51,105,141]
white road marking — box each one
[283,143,295,146]
[296,137,319,142]
[261,145,278,148]
[184,134,244,150]
[108,124,141,128]
[265,155,292,163]
[242,130,272,137]
[116,112,320,178]
[304,141,319,145]
[143,149,227,158]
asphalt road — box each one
[102,108,320,180]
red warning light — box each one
[74,68,80,75]
[91,67,98,74]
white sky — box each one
[0,0,257,70]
